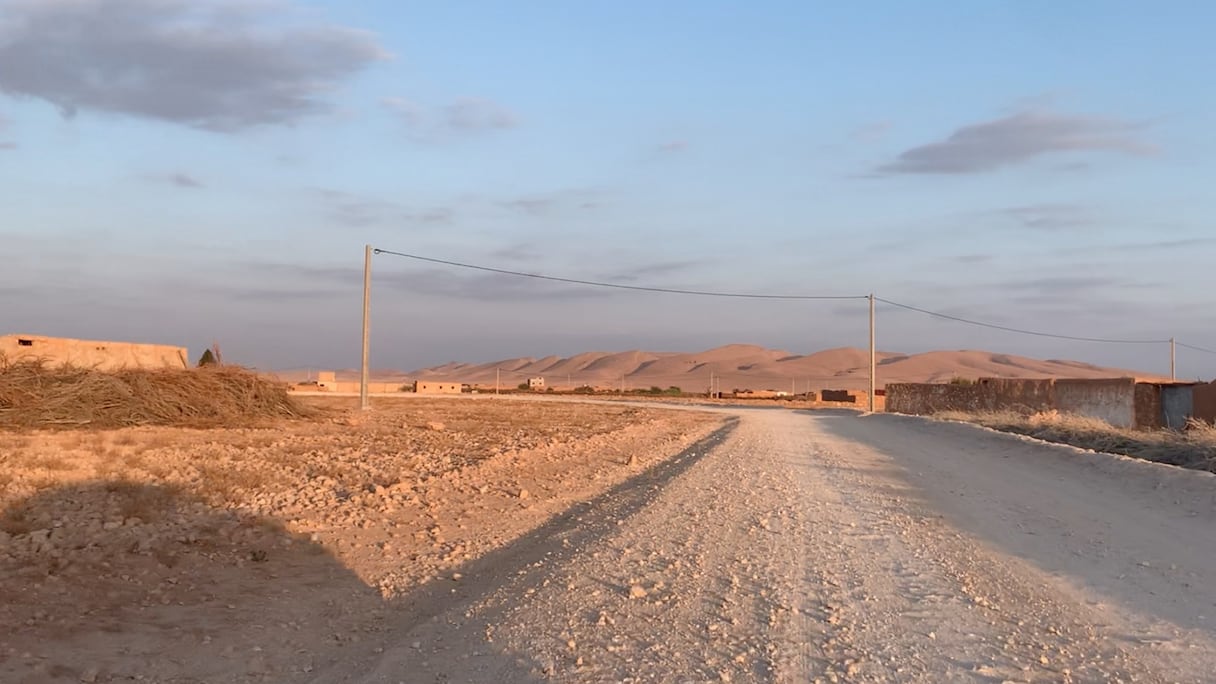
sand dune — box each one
[278,344,1165,391]
[361,345,1165,391]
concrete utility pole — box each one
[495,368,500,395]
[1171,337,1177,381]
[868,293,876,413]
[360,244,372,411]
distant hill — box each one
[277,345,1168,392]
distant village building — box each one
[735,389,783,399]
[0,334,188,370]
[415,381,462,395]
[316,371,337,391]
[820,389,858,403]
[307,371,399,393]
[528,376,545,389]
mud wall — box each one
[415,381,462,395]
[1,334,188,371]
[1191,382,1216,424]
[1134,384,1163,430]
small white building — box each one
[528,376,545,389]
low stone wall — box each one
[885,383,985,414]
[976,377,1054,412]
[887,377,1154,428]
[1055,378,1136,428]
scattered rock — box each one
[426,421,446,432]
[629,584,648,599]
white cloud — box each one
[878,110,1154,174]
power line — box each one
[373,248,867,300]
[875,297,1170,345]
[370,246,1207,353]
[1177,341,1216,355]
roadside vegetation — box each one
[934,410,1216,474]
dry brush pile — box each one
[0,356,312,429]
[936,409,1216,473]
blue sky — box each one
[2,0,1214,377]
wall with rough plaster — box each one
[887,376,1173,429]
[415,381,462,395]
[1,334,188,370]
[1055,378,1136,428]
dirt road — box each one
[334,407,1216,683]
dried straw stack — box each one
[0,356,312,429]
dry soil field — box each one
[0,397,725,682]
[5,394,1216,683]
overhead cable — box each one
[371,247,1204,350]
[373,248,867,300]
[1177,341,1216,355]
[875,297,1169,345]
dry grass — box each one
[935,409,1216,473]
[105,479,182,522]
[0,356,313,430]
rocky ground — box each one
[0,397,723,683]
[337,407,1216,684]
[5,397,1215,683]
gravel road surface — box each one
[338,407,1216,683]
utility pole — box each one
[791,378,795,396]
[496,368,500,395]
[1170,337,1176,381]
[360,244,372,411]
[709,371,714,398]
[621,374,625,395]
[868,293,876,413]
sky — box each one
[2,0,1215,378]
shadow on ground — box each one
[1,418,739,683]
[328,417,740,682]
